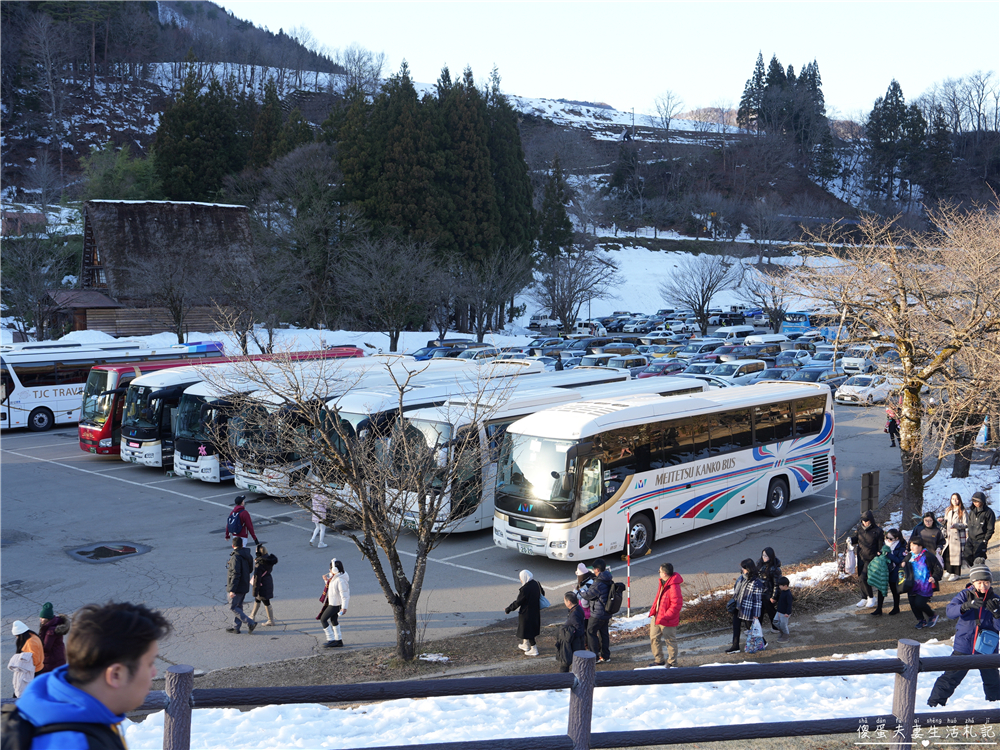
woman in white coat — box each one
[939,493,969,582]
[320,558,350,647]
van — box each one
[573,319,608,336]
[713,325,756,344]
[744,333,790,346]
[528,312,560,329]
[607,355,649,376]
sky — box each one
[220,1,999,120]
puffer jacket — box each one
[867,545,892,596]
[945,585,1000,654]
[649,573,684,627]
[968,504,996,547]
[253,552,278,601]
[326,571,350,609]
[38,614,70,674]
[582,570,615,620]
[227,546,254,594]
[853,513,885,563]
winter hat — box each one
[234,494,246,505]
[970,558,993,583]
[39,602,54,620]
[11,621,28,636]
[861,510,875,524]
[972,491,988,504]
[575,563,589,576]
[519,570,534,585]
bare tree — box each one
[211,357,521,661]
[658,254,741,335]
[1,232,76,340]
[464,247,533,343]
[529,242,621,332]
[649,90,684,134]
[566,178,605,236]
[25,149,61,208]
[792,203,1000,524]
[339,236,440,352]
[22,12,75,183]
[739,266,795,334]
[745,199,794,264]
[337,43,386,96]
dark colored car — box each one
[689,344,742,365]
[719,343,783,365]
[746,367,795,384]
[636,360,688,378]
[789,365,848,392]
[559,337,615,359]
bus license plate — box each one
[517,543,533,555]
[247,484,258,492]
[129,457,138,463]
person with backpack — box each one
[226,537,257,634]
[883,528,906,615]
[250,544,279,627]
[6,601,171,750]
[648,563,683,667]
[581,559,618,664]
[966,491,996,567]
[225,494,258,546]
[928,558,1000,707]
[903,536,944,629]
[726,558,766,654]
[504,570,544,657]
[555,592,586,673]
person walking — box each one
[757,547,782,631]
[581,559,615,664]
[249,544,279,626]
[928,558,1000,707]
[36,603,69,675]
[884,528,906,615]
[910,512,945,561]
[309,492,329,548]
[505,570,544,657]
[725,559,766,654]
[225,494,259,546]
[11,621,44,677]
[773,577,793,642]
[648,563,683,667]
[11,602,171,749]
[866,544,893,616]
[852,510,885,609]
[575,562,595,623]
[320,558,350,648]
[225,537,257,634]
[885,407,900,447]
[905,536,944,629]
[940,493,969,581]
[966,491,996,567]
[555,592,586,672]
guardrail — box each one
[7,639,996,749]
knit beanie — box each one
[970,558,993,583]
[576,563,589,576]
[39,602,54,620]
[11,621,28,636]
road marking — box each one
[5,441,82,449]
[440,546,497,561]
[91,464,144,472]
[145,477,186,485]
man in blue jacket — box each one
[581,558,614,663]
[928,558,1000,707]
[13,601,172,749]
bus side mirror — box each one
[100,388,127,397]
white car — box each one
[666,320,698,335]
[834,374,898,406]
[709,359,768,385]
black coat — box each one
[909,522,945,552]
[757,549,782,600]
[582,570,615,619]
[853,523,885,563]
[253,552,278,601]
[227,547,253,594]
[968,504,997,547]
[506,579,543,640]
[555,605,586,670]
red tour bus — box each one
[79,346,364,455]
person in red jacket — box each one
[649,562,683,667]
[225,494,259,545]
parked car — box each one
[646,344,686,359]
[842,344,900,374]
[528,313,561,329]
[789,365,849,392]
[689,344,742,365]
[719,343,783,365]
[809,351,845,367]
[774,349,814,368]
[673,339,726,360]
[710,312,747,326]
[673,373,733,389]
[682,362,718,375]
[607,354,649,376]
[559,337,615,359]
[523,337,563,355]
[562,356,583,369]
[746,367,796,384]
[835,374,899,406]
[636,360,688,378]
[430,347,465,358]
[573,319,609,336]
[709,359,768,385]
[456,347,502,362]
[530,356,561,372]
[579,354,616,367]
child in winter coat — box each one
[773,577,793,642]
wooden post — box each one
[568,651,596,750]
[890,639,920,750]
[163,664,194,750]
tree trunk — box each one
[952,412,983,479]
[389,330,399,352]
[392,605,418,661]
[899,385,925,527]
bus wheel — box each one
[28,408,54,432]
[765,477,789,517]
[627,514,653,557]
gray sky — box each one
[221,1,1000,119]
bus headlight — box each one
[549,541,567,549]
[98,438,113,447]
[201,468,211,473]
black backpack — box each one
[605,581,626,615]
[226,508,244,536]
[1,704,124,750]
[897,560,914,594]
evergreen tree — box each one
[81,143,163,201]
[866,80,911,198]
[248,80,282,168]
[737,52,767,134]
[272,107,315,160]
[335,87,380,212]
[920,105,955,202]
[760,55,789,134]
[537,156,574,258]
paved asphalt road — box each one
[0,398,902,696]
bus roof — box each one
[507,382,830,440]
[87,357,230,377]
[0,340,224,364]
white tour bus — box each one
[229,359,547,496]
[493,382,834,561]
[387,377,707,534]
[1,340,223,431]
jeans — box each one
[587,616,610,659]
[649,623,678,666]
[229,592,253,629]
[928,650,1000,705]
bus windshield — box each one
[122,386,161,430]
[495,433,578,519]
[175,395,226,441]
[80,370,117,425]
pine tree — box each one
[335,87,379,212]
[537,156,574,258]
[866,80,909,198]
[248,80,282,168]
[920,105,954,202]
[760,55,788,134]
[737,52,767,134]
[272,107,315,160]
[485,67,534,255]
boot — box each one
[518,639,530,652]
[330,625,343,648]
[888,596,901,615]
[265,605,276,626]
[250,601,261,621]
[725,642,741,654]
[323,624,336,647]
[871,593,884,616]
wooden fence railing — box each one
[32,639,1000,750]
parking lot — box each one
[1,398,899,695]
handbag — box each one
[726,597,738,614]
[844,545,857,576]
[974,628,999,655]
[745,618,766,654]
[897,560,914,594]
[539,594,551,609]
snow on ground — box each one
[122,639,989,749]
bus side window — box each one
[56,361,95,384]
[771,402,793,441]
[708,413,732,455]
[729,409,753,449]
[793,395,826,436]
[14,362,58,387]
